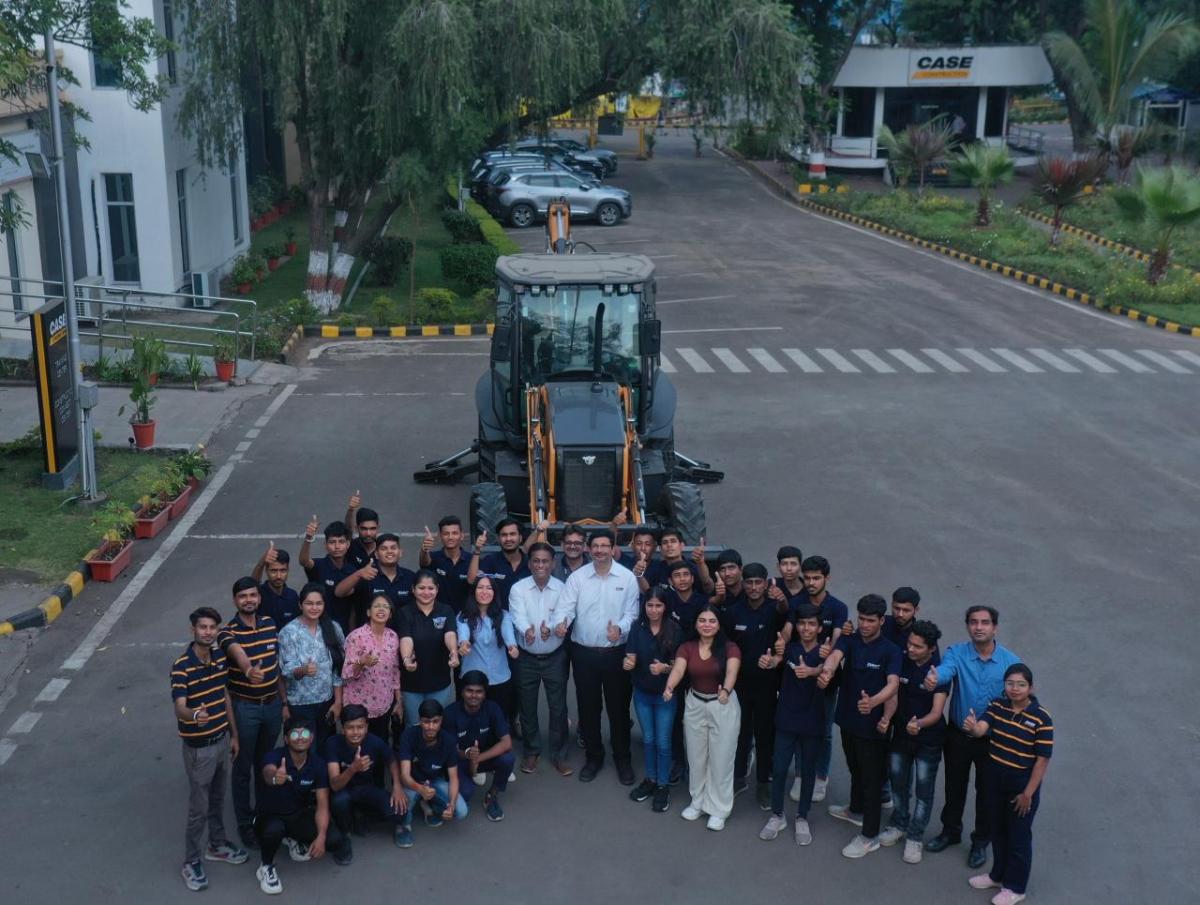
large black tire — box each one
[659,482,707,546]
[596,201,621,226]
[470,482,509,541]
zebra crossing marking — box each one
[956,348,1007,372]
[1062,349,1117,373]
[816,349,860,373]
[782,349,823,372]
[1027,349,1081,373]
[992,348,1043,373]
[675,347,714,373]
[1099,349,1153,373]
[712,348,750,373]
[851,349,895,373]
[887,349,935,373]
[922,348,969,372]
[747,348,787,373]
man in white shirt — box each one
[508,542,573,777]
[560,529,639,785]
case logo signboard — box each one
[29,298,78,475]
[909,51,975,84]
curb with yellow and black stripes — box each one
[0,556,93,637]
[303,324,494,339]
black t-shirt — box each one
[776,640,825,736]
[348,538,375,570]
[393,603,457,693]
[626,620,681,694]
[324,732,393,788]
[476,551,530,609]
[428,549,472,613]
[305,556,359,633]
[396,725,458,784]
[442,700,510,751]
[644,558,700,597]
[893,658,950,747]
[258,582,301,629]
[833,633,903,739]
[664,589,708,639]
[723,598,787,687]
[258,747,328,816]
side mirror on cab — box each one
[639,319,662,357]
[491,323,512,362]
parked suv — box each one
[471,158,579,202]
[488,170,631,228]
[543,137,618,175]
[514,140,613,177]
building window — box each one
[162,0,177,84]
[104,173,140,283]
[230,165,242,243]
[3,192,21,312]
[175,168,191,275]
[91,0,123,88]
[841,87,876,139]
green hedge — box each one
[446,178,521,255]
[440,243,499,292]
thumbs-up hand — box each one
[818,640,832,659]
[857,689,873,714]
[922,665,939,691]
[691,537,707,563]
[524,626,536,646]
[419,781,436,802]
[274,758,289,784]
[767,581,786,603]
[304,659,318,677]
[841,619,854,636]
[402,653,417,672]
[757,648,775,670]
[634,552,647,577]
[554,617,569,638]
[622,652,636,671]
[194,707,211,725]
[466,740,481,766]
[906,716,920,736]
[305,515,320,538]
[962,708,978,734]
[773,630,785,656]
[649,659,669,676]
[612,508,629,527]
[876,715,891,735]
[606,619,620,642]
[474,530,488,551]
[247,664,265,683]
[539,620,550,641]
[817,668,833,689]
[352,744,373,773]
[360,561,378,581]
[348,489,361,510]
[448,649,460,669]
[265,540,278,564]
[713,575,725,599]
[458,639,472,657]
[422,526,435,552]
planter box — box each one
[186,476,202,493]
[134,502,170,539]
[168,484,194,520]
[86,540,133,582]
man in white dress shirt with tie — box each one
[558,528,640,785]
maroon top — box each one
[677,639,741,694]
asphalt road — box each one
[1,129,1197,904]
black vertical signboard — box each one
[29,298,78,476]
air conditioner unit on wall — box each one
[190,268,223,308]
[74,282,102,324]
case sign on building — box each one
[29,298,79,475]
[909,51,975,84]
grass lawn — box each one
[0,447,176,582]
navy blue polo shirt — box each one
[475,551,530,609]
[645,558,700,597]
[833,633,903,739]
[442,699,510,751]
[393,603,457,693]
[723,598,787,688]
[788,592,848,643]
[428,549,472,613]
[771,577,807,605]
[324,732,393,789]
[883,615,941,664]
[625,620,681,694]
[396,726,458,783]
[894,657,949,747]
[365,565,415,611]
[258,582,301,629]
[305,556,359,633]
[259,746,328,816]
[664,589,708,638]
[347,537,376,570]
[776,640,825,736]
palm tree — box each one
[878,117,958,195]
[949,144,1015,226]
[1111,166,1200,284]
[1043,0,1199,150]
[1094,124,1163,185]
[1030,155,1107,246]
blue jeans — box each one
[401,685,455,727]
[401,778,469,825]
[888,740,942,840]
[772,729,822,818]
[633,686,676,784]
[230,696,282,828]
[815,691,837,778]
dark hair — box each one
[459,669,489,689]
[341,704,369,724]
[892,586,921,607]
[856,594,887,618]
[632,526,659,542]
[640,597,682,661]
[588,527,616,547]
[668,560,694,577]
[324,521,350,541]
[791,603,821,624]
[231,576,257,596]
[658,527,682,544]
[269,549,290,566]
[528,541,555,559]
[563,524,587,541]
[355,507,379,526]
[413,568,440,589]
[495,517,522,535]
[1005,663,1033,685]
[776,545,802,563]
[298,582,345,672]
[966,605,999,625]
[299,581,327,602]
[190,606,222,626]
[463,578,503,645]
[438,515,462,530]
[694,604,731,679]
[742,562,768,580]
[376,532,400,547]
[800,555,829,575]
[715,549,742,568]
[417,699,444,719]
[284,716,316,736]
[908,619,941,649]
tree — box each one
[1030,155,1106,245]
[949,144,1015,226]
[1112,166,1200,283]
[877,117,957,195]
[1095,124,1165,184]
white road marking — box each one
[245,428,261,438]
[1026,349,1081,372]
[887,349,934,373]
[1062,349,1117,372]
[991,348,1043,373]
[712,348,750,373]
[35,678,70,702]
[675,348,714,373]
[657,295,736,306]
[851,349,895,373]
[663,327,782,334]
[1173,350,1200,368]
[0,739,15,767]
[747,348,786,373]
[782,349,823,373]
[8,712,41,734]
[62,385,299,672]
[921,349,969,372]
[956,348,1007,372]
[254,417,270,428]
[658,352,677,373]
[235,441,251,452]
[1098,349,1154,373]
[816,349,860,373]
[1135,350,1190,373]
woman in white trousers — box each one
[664,605,742,831]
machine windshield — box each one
[518,286,641,385]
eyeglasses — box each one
[287,728,313,741]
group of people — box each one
[171,493,1052,905]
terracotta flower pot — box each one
[237,282,251,295]
[186,476,201,493]
[285,242,297,256]
[134,501,170,539]
[131,419,156,450]
[268,257,280,271]
[86,540,133,582]
[215,359,236,382]
[148,372,159,386]
[168,483,194,520]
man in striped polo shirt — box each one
[172,607,246,892]
[219,577,288,850]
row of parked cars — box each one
[470,136,632,228]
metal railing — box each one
[0,276,258,360]
[1006,124,1046,156]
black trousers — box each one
[255,807,346,866]
[571,642,632,763]
[331,784,404,832]
[841,729,889,838]
[939,724,992,844]
[734,677,778,784]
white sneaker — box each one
[508,771,517,782]
[283,837,310,862]
[759,814,788,840]
[812,777,827,802]
[681,805,703,821]
[826,804,863,827]
[472,772,489,787]
[706,815,726,831]
[794,818,812,846]
[789,776,803,802]
[879,825,904,847]
[903,839,923,863]
[256,864,283,895]
[841,834,881,859]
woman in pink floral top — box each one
[341,595,402,743]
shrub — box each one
[363,235,413,286]
[732,121,778,160]
[370,295,396,326]
[440,243,498,292]
[1104,270,1200,309]
[230,255,257,285]
[414,288,457,322]
[442,209,483,244]
[275,297,321,327]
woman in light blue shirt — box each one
[278,582,346,743]
[457,577,519,724]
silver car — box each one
[489,170,632,228]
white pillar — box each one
[873,87,885,156]
[976,87,988,141]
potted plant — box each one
[231,255,256,294]
[212,334,237,381]
[265,243,284,271]
[175,444,212,492]
[133,487,171,539]
[284,226,298,256]
[85,501,136,582]
[162,461,193,520]
[130,335,168,386]
[126,373,156,449]
[251,252,266,282]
